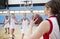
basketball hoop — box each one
[20,0,33,11]
[24,4,29,8]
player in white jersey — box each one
[26,0,60,39]
[3,16,10,34]
[10,13,19,37]
[21,13,29,39]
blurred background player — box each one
[10,13,19,37]
[21,13,29,39]
[3,15,10,34]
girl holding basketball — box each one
[27,0,60,39]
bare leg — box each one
[8,28,10,34]
[11,28,15,37]
[5,28,7,33]
[21,33,24,39]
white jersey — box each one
[4,19,9,28]
[10,18,15,29]
[21,19,29,35]
[22,19,28,26]
[48,16,59,39]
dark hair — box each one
[45,0,60,30]
[6,15,8,17]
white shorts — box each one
[10,24,15,29]
[4,24,9,28]
[21,26,29,35]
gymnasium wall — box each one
[0,0,49,24]
[8,0,50,4]
[0,14,47,24]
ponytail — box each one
[56,12,60,30]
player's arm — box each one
[20,19,23,29]
[27,18,29,22]
[15,18,18,22]
[21,19,23,22]
[3,19,5,26]
[14,17,20,23]
[27,18,30,25]
[27,20,50,39]
[28,18,38,35]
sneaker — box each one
[8,32,10,34]
[12,34,15,37]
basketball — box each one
[32,14,43,25]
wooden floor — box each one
[0,25,22,39]
[0,25,43,39]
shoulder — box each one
[39,20,50,28]
[40,20,50,26]
[38,20,50,33]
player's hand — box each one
[30,17,38,26]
